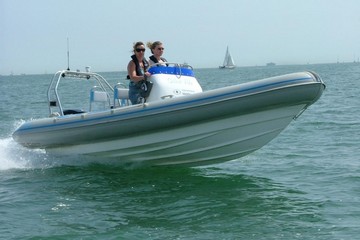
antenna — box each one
[67,38,70,70]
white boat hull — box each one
[47,105,304,166]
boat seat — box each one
[114,87,130,107]
[89,88,110,111]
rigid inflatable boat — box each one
[13,63,325,166]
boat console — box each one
[147,63,203,102]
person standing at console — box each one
[127,41,151,104]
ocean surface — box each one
[0,63,359,239]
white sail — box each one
[220,46,235,69]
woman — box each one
[147,41,167,66]
[127,41,152,104]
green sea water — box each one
[1,63,359,239]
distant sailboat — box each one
[219,46,235,69]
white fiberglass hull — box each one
[47,105,305,166]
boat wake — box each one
[0,126,148,171]
[0,137,49,170]
[1,120,148,171]
[0,137,131,171]
[0,120,53,170]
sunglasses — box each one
[135,48,145,52]
[157,48,164,51]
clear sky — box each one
[1,0,360,75]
